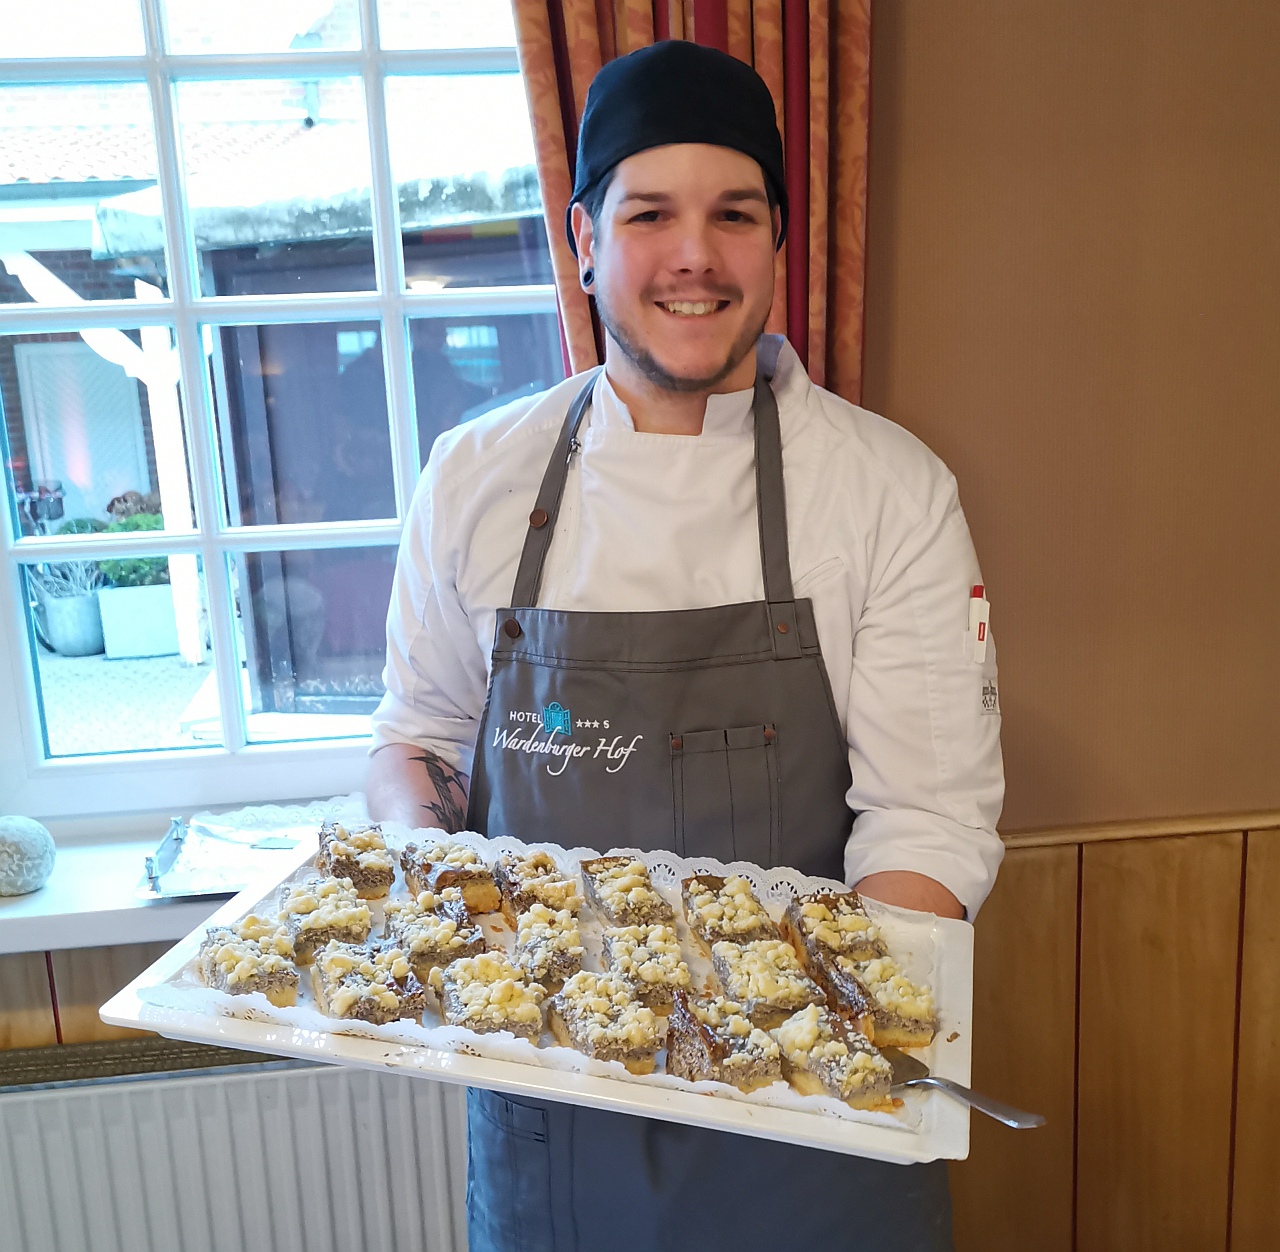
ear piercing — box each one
[581,267,594,289]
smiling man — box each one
[368,39,1002,1252]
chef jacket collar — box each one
[591,368,756,438]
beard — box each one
[594,283,769,394]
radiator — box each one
[0,1065,469,1252]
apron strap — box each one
[509,365,802,660]
[510,370,601,609]
[752,371,801,659]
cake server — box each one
[881,1048,1045,1129]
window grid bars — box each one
[0,48,519,85]
[1,4,542,765]
[139,0,247,750]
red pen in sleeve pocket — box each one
[968,584,990,663]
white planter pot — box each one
[42,592,105,656]
[98,584,180,659]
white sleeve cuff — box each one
[843,807,1005,920]
[368,691,477,775]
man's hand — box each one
[855,871,964,920]
[367,742,470,832]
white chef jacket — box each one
[371,335,1005,917]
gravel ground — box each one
[35,648,215,756]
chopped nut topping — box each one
[712,939,821,1010]
[279,877,371,932]
[313,941,418,1018]
[772,1004,892,1099]
[429,954,545,1028]
[422,842,482,870]
[384,889,480,960]
[324,823,395,871]
[604,924,690,989]
[556,971,661,1051]
[685,874,774,939]
[688,995,779,1061]
[206,935,294,985]
[839,955,936,1021]
[592,859,661,909]
[798,897,882,954]
[500,851,581,911]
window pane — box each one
[2,327,196,536]
[232,546,392,742]
[409,312,564,462]
[174,79,375,297]
[163,0,360,54]
[0,0,145,57]
[209,320,395,525]
[0,84,169,302]
[378,0,515,50]
[386,75,547,289]
[21,557,221,756]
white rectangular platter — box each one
[101,827,973,1164]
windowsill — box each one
[0,840,224,955]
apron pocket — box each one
[466,1088,556,1252]
[670,725,780,866]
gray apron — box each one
[463,368,953,1252]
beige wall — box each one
[860,0,1280,831]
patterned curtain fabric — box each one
[512,0,872,402]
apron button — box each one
[776,621,790,634]
[670,736,683,751]
[529,508,549,529]
[763,727,777,743]
[503,618,523,639]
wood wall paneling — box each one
[0,951,57,1049]
[1230,827,1280,1248]
[950,845,1078,1252]
[1075,832,1243,1251]
[50,942,170,1043]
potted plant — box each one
[96,513,180,659]
[30,559,105,657]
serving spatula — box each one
[881,1048,1045,1129]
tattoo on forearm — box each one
[408,750,470,832]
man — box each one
[368,40,1002,1252]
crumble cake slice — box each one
[681,874,778,951]
[310,941,428,1025]
[548,971,664,1074]
[666,989,782,1091]
[428,953,545,1039]
[383,887,487,980]
[316,821,396,899]
[709,938,825,1028]
[580,856,674,926]
[820,954,939,1049]
[513,903,584,988]
[198,915,298,1007]
[780,890,887,968]
[771,1004,894,1108]
[601,923,691,1011]
[400,840,500,914]
[494,850,582,925]
[277,876,372,965]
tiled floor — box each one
[35,648,214,755]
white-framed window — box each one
[0,0,564,820]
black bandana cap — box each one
[565,40,788,256]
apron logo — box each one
[542,702,572,736]
[981,680,999,715]
[492,715,644,777]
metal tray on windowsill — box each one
[134,816,303,901]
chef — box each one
[368,39,1003,1252]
